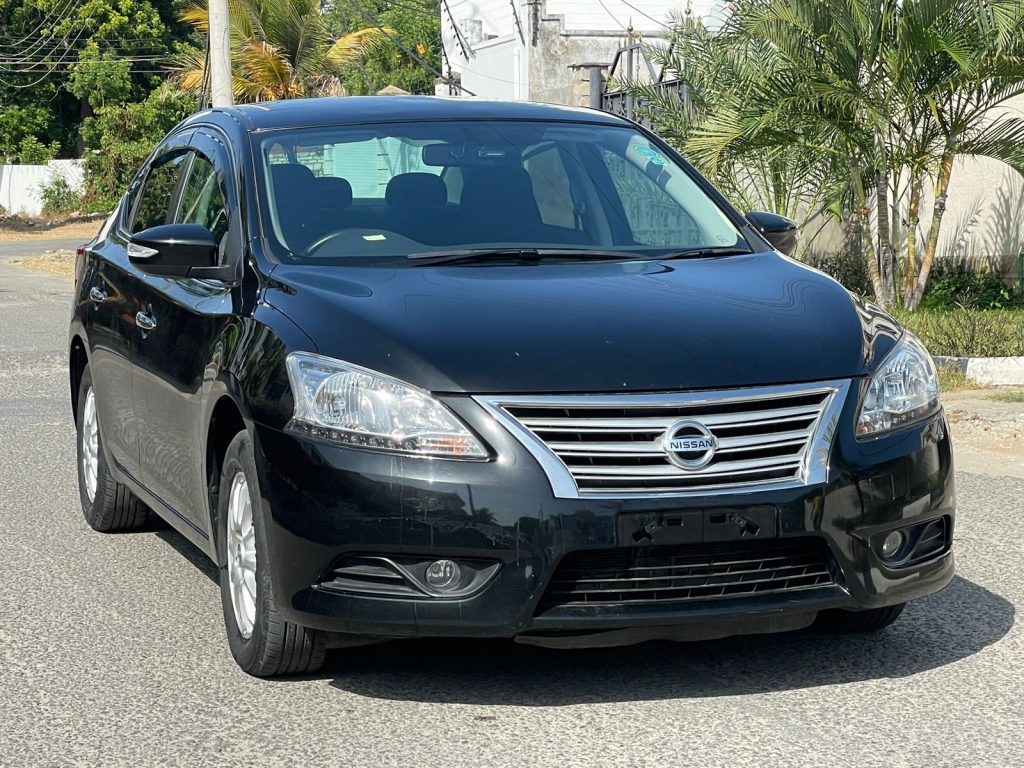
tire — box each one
[217,430,326,677]
[76,365,149,532]
[815,603,906,633]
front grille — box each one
[477,382,846,498]
[537,538,835,611]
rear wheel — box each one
[217,430,326,677]
[815,603,905,633]
[76,365,149,532]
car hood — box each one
[264,252,899,394]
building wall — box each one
[0,160,84,217]
[933,93,1024,275]
[441,0,719,104]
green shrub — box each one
[81,88,194,211]
[895,308,1024,357]
[16,135,60,165]
[38,174,84,216]
[801,249,873,297]
[919,266,1022,310]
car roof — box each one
[187,95,632,132]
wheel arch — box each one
[69,335,89,423]
[205,394,248,565]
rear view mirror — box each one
[745,211,798,256]
[128,224,219,278]
[422,143,509,166]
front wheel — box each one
[217,430,326,677]
[76,365,149,532]
[815,603,905,633]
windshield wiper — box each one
[405,248,639,266]
[657,246,754,260]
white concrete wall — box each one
[0,160,84,217]
[931,93,1024,274]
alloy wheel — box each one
[81,388,99,503]
[227,472,257,639]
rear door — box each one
[130,129,241,532]
[80,132,192,482]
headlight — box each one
[285,352,487,458]
[856,333,940,437]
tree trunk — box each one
[862,211,886,304]
[908,150,956,310]
[873,149,896,306]
[902,173,922,306]
[75,98,93,158]
[851,166,888,306]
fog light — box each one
[425,559,462,590]
[880,530,905,559]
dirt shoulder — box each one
[942,390,1024,479]
[0,217,103,243]
[12,248,77,277]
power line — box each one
[341,0,475,95]
[0,0,84,65]
[619,0,671,30]
[0,0,79,50]
[0,21,89,88]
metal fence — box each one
[597,40,689,126]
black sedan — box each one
[70,96,954,676]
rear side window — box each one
[132,152,190,233]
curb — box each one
[935,356,1024,386]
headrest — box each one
[317,176,353,207]
[270,163,316,194]
[385,173,447,207]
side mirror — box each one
[128,223,218,278]
[745,211,798,256]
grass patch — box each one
[987,389,1024,403]
[894,308,1024,357]
[937,364,971,393]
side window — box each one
[600,149,701,246]
[176,154,229,244]
[523,145,576,229]
[132,152,191,233]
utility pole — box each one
[208,0,233,107]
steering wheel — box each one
[305,228,415,256]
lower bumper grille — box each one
[538,538,835,611]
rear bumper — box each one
[251,403,955,639]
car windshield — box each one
[255,120,746,264]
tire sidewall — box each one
[76,365,111,521]
[218,429,275,670]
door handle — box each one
[89,286,108,304]
[135,310,157,332]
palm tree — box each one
[627,16,849,260]
[174,0,391,101]
[632,0,1024,309]
[891,0,1024,306]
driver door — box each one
[130,129,242,531]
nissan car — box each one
[69,97,954,676]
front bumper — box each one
[251,394,955,639]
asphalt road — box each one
[1,243,1022,768]
[0,238,87,259]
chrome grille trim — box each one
[474,380,850,499]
